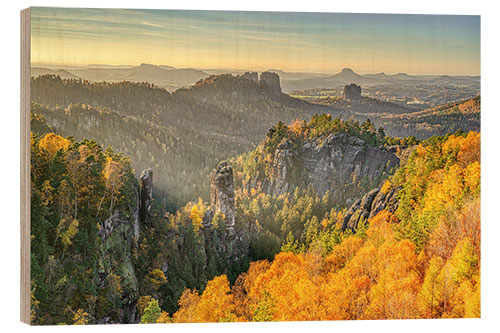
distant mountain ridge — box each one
[31,67,81,80]
[31,63,209,91]
[31,64,480,93]
[280,68,479,92]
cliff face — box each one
[247,133,400,206]
[259,71,282,95]
[342,185,401,232]
[95,167,155,324]
[139,168,153,227]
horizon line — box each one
[30,62,481,77]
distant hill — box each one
[327,68,381,85]
[31,67,80,80]
[280,68,379,92]
[363,72,391,80]
[122,63,208,85]
[47,63,209,91]
[280,68,479,93]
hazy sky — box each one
[31,7,480,75]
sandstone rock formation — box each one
[344,83,362,101]
[342,185,401,231]
[209,161,236,228]
[259,71,282,95]
[139,168,153,226]
[247,133,400,206]
[241,71,258,82]
[202,161,250,264]
[97,186,142,323]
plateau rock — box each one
[260,71,282,95]
[241,71,258,82]
[248,133,400,206]
[344,83,362,101]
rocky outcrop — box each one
[99,211,130,241]
[260,71,282,95]
[97,184,142,324]
[241,71,258,82]
[209,161,236,228]
[249,133,400,206]
[342,185,401,231]
[139,168,153,227]
[203,161,249,263]
[344,83,362,101]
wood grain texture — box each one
[20,7,31,325]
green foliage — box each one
[251,292,276,322]
[265,121,289,154]
[140,299,161,324]
[250,231,281,261]
[281,232,306,254]
[30,132,138,324]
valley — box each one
[29,70,481,324]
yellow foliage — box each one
[442,131,480,167]
[172,275,239,323]
[189,200,205,230]
[39,133,70,160]
[366,210,396,246]
[380,179,392,194]
[72,308,90,325]
[103,157,123,186]
[195,275,237,322]
[56,218,79,247]
[148,269,167,287]
[464,161,480,197]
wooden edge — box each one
[20,7,31,325]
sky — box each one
[30,7,480,75]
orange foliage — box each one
[172,275,239,323]
[289,119,304,137]
[324,236,364,272]
[170,132,480,322]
